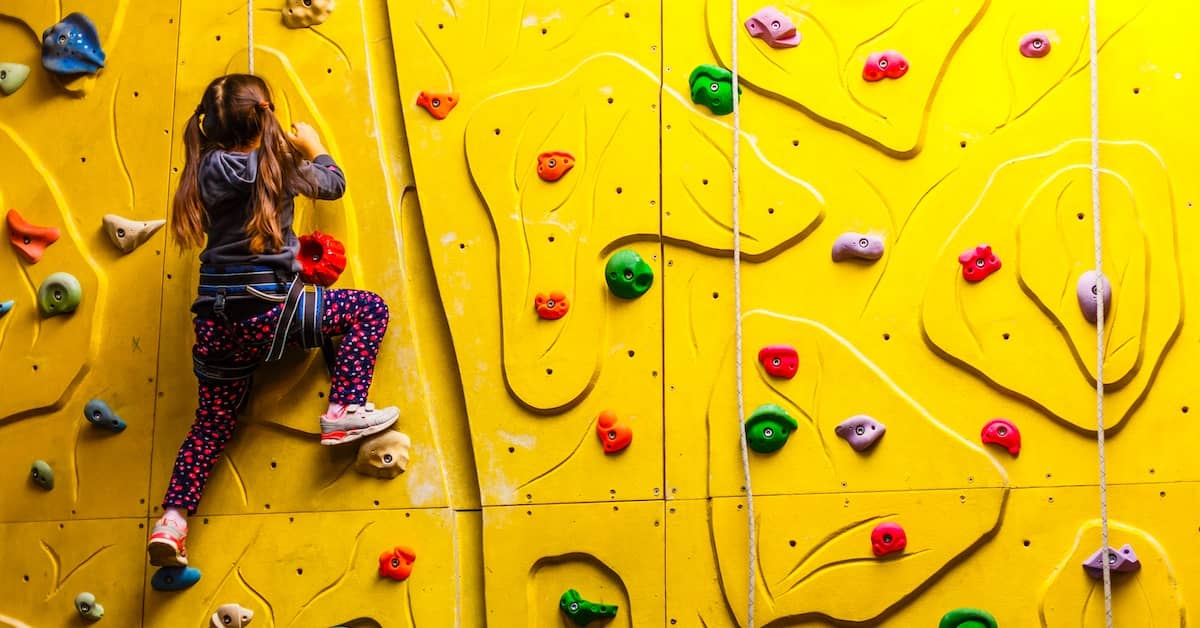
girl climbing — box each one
[148,74,400,568]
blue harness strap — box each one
[193,265,335,382]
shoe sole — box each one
[320,411,400,446]
[147,538,188,567]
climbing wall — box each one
[3,0,1200,626]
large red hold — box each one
[7,209,60,264]
[958,245,1002,282]
[378,546,416,581]
[871,522,907,557]
[596,410,633,454]
[758,345,799,379]
[298,231,347,286]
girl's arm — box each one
[288,122,346,200]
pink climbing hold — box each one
[744,7,801,49]
[863,51,909,81]
[1020,32,1052,58]
[980,418,1020,456]
[958,245,1001,282]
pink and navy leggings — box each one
[163,288,389,514]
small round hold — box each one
[37,271,82,316]
[74,592,105,622]
[30,459,54,490]
[1020,31,1053,58]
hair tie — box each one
[258,101,274,111]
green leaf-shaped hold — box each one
[38,271,82,317]
[30,459,54,490]
[75,592,104,622]
[605,249,654,299]
[939,608,998,628]
[688,64,742,116]
[559,589,618,626]
[0,63,30,95]
[745,403,799,453]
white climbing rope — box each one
[729,1,758,626]
[1088,0,1113,624]
[247,0,255,74]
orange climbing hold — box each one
[596,410,633,454]
[416,92,458,119]
[6,209,60,264]
[534,291,570,320]
[378,546,416,581]
[537,152,575,182]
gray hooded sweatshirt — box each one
[191,149,346,319]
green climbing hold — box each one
[559,589,618,626]
[30,460,54,490]
[37,271,82,317]
[605,249,654,299]
[75,592,104,622]
[0,63,30,96]
[744,403,799,454]
[688,64,742,116]
[939,608,998,628]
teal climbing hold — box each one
[939,608,998,628]
[0,300,12,317]
[559,589,619,626]
[30,460,54,490]
[0,63,30,95]
[688,64,742,115]
[37,271,82,316]
[744,403,799,453]
[83,399,126,433]
[151,566,202,592]
[605,249,654,299]
[74,592,104,622]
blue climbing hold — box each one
[42,13,106,75]
[0,300,12,317]
[83,399,126,433]
[151,566,201,592]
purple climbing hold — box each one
[831,232,884,262]
[834,415,886,451]
[1076,270,1111,324]
[744,7,801,49]
[1082,544,1140,579]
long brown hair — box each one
[171,74,317,253]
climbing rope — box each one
[1088,0,1113,624]
[247,0,255,74]
[729,1,758,626]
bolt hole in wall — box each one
[1024,540,1031,547]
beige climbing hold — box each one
[211,604,253,628]
[102,214,165,254]
[354,430,411,479]
[281,0,334,28]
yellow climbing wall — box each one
[2,0,1200,626]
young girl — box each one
[148,74,400,568]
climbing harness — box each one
[729,0,759,626]
[1087,0,1114,623]
[192,265,334,382]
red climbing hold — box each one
[535,292,570,320]
[416,92,458,119]
[757,345,798,379]
[297,231,347,287]
[378,546,416,581]
[6,209,60,264]
[596,410,633,454]
[863,51,909,81]
[537,152,575,182]
[958,245,1001,282]
[871,522,907,557]
[981,418,1020,456]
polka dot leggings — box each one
[163,289,389,514]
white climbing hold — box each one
[102,214,165,254]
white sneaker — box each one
[320,403,400,446]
